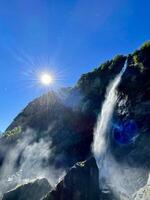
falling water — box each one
[93,59,127,162]
[92,60,128,196]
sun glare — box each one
[40,73,53,85]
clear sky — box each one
[0,0,150,131]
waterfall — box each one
[93,59,127,163]
[92,60,128,195]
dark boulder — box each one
[2,178,51,200]
[43,157,99,200]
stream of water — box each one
[92,60,129,198]
[93,59,127,166]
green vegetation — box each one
[132,41,150,70]
[140,41,150,50]
[133,50,145,72]
[100,60,112,70]
[108,55,125,69]
[113,55,124,62]
[4,126,21,138]
[133,54,139,64]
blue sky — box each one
[0,0,150,131]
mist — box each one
[0,128,65,199]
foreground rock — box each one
[43,157,99,200]
[2,178,51,200]
[43,157,116,200]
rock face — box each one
[2,178,51,200]
[43,157,100,200]
[1,91,93,169]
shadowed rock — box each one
[2,178,51,200]
[43,157,99,200]
[43,157,116,200]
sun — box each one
[40,73,53,85]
